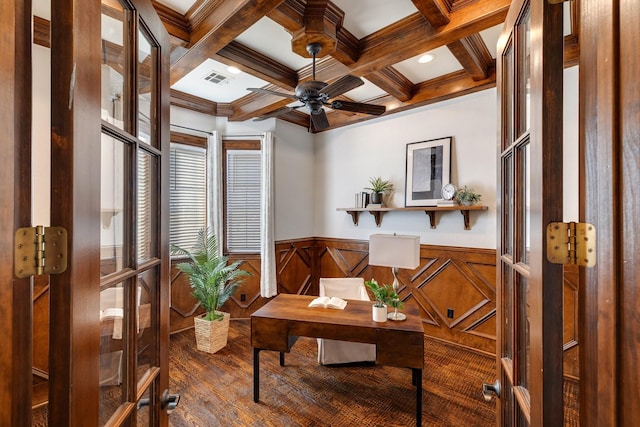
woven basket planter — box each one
[193,311,230,354]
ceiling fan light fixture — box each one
[418,53,436,64]
[247,42,383,131]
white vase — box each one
[372,304,387,322]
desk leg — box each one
[280,352,285,366]
[253,348,261,402]
[413,368,422,427]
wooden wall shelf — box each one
[336,205,488,230]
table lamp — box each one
[368,233,420,320]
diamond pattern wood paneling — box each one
[167,237,578,366]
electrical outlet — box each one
[240,293,246,302]
[447,308,454,319]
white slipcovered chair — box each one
[317,277,377,365]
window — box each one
[169,137,207,251]
[223,140,261,254]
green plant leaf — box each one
[171,228,250,320]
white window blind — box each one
[169,143,207,251]
[226,149,261,253]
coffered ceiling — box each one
[37,0,578,132]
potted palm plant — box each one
[365,279,399,322]
[172,228,249,353]
[365,176,394,205]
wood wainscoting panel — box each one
[168,237,579,366]
[314,238,498,353]
[275,239,315,295]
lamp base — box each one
[387,311,406,321]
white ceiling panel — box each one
[342,78,386,102]
[171,58,268,103]
[332,0,418,39]
[154,0,197,15]
[236,17,311,71]
[392,46,461,84]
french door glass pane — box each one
[101,133,125,275]
[136,268,157,383]
[137,27,155,144]
[99,282,126,426]
[137,150,157,261]
[503,154,514,256]
[137,387,151,425]
[520,142,531,264]
[502,41,514,150]
[503,264,513,360]
[101,1,126,129]
[517,274,530,389]
[517,6,531,136]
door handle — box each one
[161,389,181,414]
[482,380,501,401]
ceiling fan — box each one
[247,43,386,131]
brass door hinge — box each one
[546,222,596,267]
[15,226,68,278]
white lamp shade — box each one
[368,234,420,269]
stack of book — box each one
[437,199,458,207]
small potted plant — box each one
[455,186,482,206]
[365,279,398,322]
[172,228,249,353]
[364,176,394,205]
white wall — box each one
[32,36,579,252]
[314,89,499,248]
[273,120,315,240]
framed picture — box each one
[405,137,452,206]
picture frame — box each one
[405,137,452,206]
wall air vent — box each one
[203,70,230,85]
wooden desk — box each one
[251,294,424,426]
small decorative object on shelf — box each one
[364,176,394,206]
[438,183,458,206]
[455,186,482,206]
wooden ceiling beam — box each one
[151,1,190,42]
[268,0,359,65]
[170,0,285,85]
[170,90,233,116]
[229,86,294,121]
[446,33,494,81]
[214,41,298,90]
[274,110,311,129]
[411,0,451,28]
[324,68,496,132]
[352,0,510,76]
[364,67,414,102]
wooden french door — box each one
[0,0,33,425]
[47,0,171,425]
[494,0,565,425]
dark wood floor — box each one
[32,318,579,425]
[169,319,497,426]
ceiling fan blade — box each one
[246,87,298,100]
[310,109,330,131]
[319,75,364,99]
[331,100,386,115]
[253,106,298,122]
